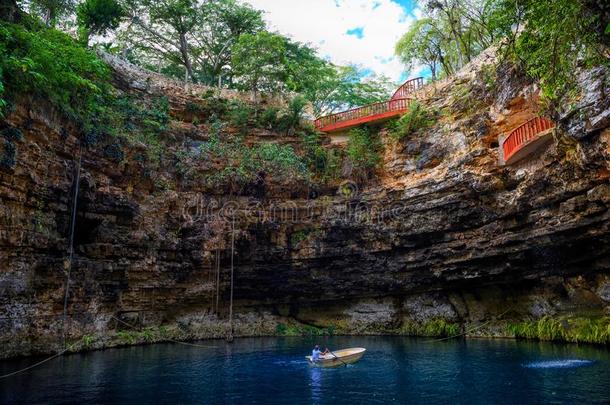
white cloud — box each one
[245,0,423,83]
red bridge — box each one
[501,116,555,165]
[314,77,424,133]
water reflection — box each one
[308,366,323,403]
[0,336,609,404]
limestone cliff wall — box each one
[1,48,609,358]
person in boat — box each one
[312,345,330,361]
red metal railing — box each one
[314,98,411,129]
[314,77,424,131]
[502,116,555,163]
[391,77,424,100]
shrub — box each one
[388,100,435,140]
[277,95,307,135]
[346,127,381,180]
[258,106,279,129]
[205,137,310,189]
[0,22,111,128]
[228,100,253,133]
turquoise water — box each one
[1,336,609,404]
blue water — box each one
[1,336,609,404]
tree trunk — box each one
[179,33,194,83]
[0,0,21,23]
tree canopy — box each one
[395,0,609,108]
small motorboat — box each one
[306,347,366,367]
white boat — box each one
[306,347,366,367]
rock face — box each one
[1,48,609,358]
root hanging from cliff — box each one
[426,306,515,343]
[0,346,74,380]
[215,249,220,315]
[110,316,217,349]
[61,147,82,349]
[227,215,235,343]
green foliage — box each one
[301,131,340,181]
[227,100,253,134]
[346,127,381,180]
[231,31,287,97]
[81,334,95,348]
[0,22,111,129]
[99,95,170,163]
[204,135,310,189]
[311,65,395,116]
[508,316,610,344]
[258,106,279,129]
[275,322,334,336]
[388,101,435,140]
[198,0,265,84]
[395,18,444,80]
[289,228,320,246]
[489,0,609,107]
[277,95,307,134]
[76,0,124,44]
[400,318,461,337]
[122,0,264,84]
[395,0,496,79]
[116,330,138,345]
[28,0,75,26]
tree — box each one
[488,0,609,108]
[29,0,75,26]
[311,66,394,115]
[0,0,23,23]
[121,0,200,82]
[231,31,287,100]
[396,18,447,80]
[396,0,495,78]
[119,0,264,85]
[194,0,264,85]
[76,0,124,45]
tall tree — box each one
[305,65,395,116]
[76,0,124,45]
[488,0,609,107]
[1,0,23,23]
[122,0,200,82]
[396,0,495,79]
[29,0,75,26]
[193,0,264,85]
[395,18,447,80]
[231,31,286,100]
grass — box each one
[400,318,461,337]
[508,316,610,344]
[275,323,335,336]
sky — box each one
[245,0,424,84]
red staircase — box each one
[314,77,424,133]
[502,116,555,165]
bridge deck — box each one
[314,78,424,133]
[501,116,555,165]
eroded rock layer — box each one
[1,48,609,358]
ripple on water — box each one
[523,359,594,369]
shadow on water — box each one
[1,336,609,404]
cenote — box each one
[1,336,610,404]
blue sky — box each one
[246,0,425,83]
